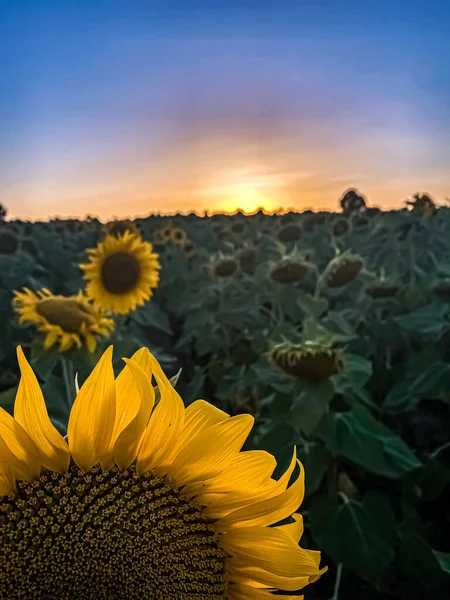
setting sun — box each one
[201,169,281,214]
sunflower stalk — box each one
[60,357,75,409]
[330,562,343,600]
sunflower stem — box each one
[61,358,75,410]
[330,562,343,600]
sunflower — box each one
[270,258,311,285]
[13,288,115,353]
[0,346,326,599]
[80,232,161,315]
[104,218,140,238]
[170,226,188,246]
[211,256,239,278]
[323,252,364,288]
[278,223,302,244]
[269,341,344,383]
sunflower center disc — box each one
[0,464,228,599]
[101,252,142,295]
[35,299,95,333]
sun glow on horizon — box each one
[202,169,283,214]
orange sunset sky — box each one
[2,2,450,221]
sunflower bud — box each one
[0,230,19,254]
[268,342,344,383]
[278,223,302,243]
[270,258,311,284]
[324,254,364,288]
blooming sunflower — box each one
[0,346,326,599]
[80,231,161,315]
[13,288,115,353]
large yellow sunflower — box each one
[13,288,115,353]
[80,231,160,315]
[0,346,326,599]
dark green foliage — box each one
[1,208,450,599]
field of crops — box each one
[1,195,450,598]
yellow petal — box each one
[67,346,116,471]
[219,459,304,530]
[229,582,304,599]
[14,346,70,474]
[167,414,254,487]
[111,348,153,442]
[136,355,184,474]
[223,527,321,590]
[113,357,155,470]
[183,450,276,498]
[43,331,58,349]
[277,513,304,543]
[172,399,229,456]
[0,459,15,495]
[0,410,41,481]
[275,447,299,492]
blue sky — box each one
[1,0,450,218]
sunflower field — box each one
[1,197,450,599]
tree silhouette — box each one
[339,188,367,215]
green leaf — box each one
[297,442,330,496]
[291,380,335,435]
[317,404,421,478]
[254,422,297,479]
[29,340,59,381]
[0,386,17,416]
[342,353,373,387]
[384,379,420,412]
[296,291,329,320]
[433,551,450,576]
[184,367,206,405]
[394,303,449,337]
[403,457,450,502]
[309,493,397,583]
[398,520,450,585]
[215,366,246,400]
[249,362,295,394]
[132,302,173,334]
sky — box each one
[1,0,450,220]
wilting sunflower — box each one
[13,288,115,353]
[323,252,364,288]
[210,255,239,278]
[80,231,161,315]
[270,258,312,285]
[269,341,344,383]
[0,346,326,599]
